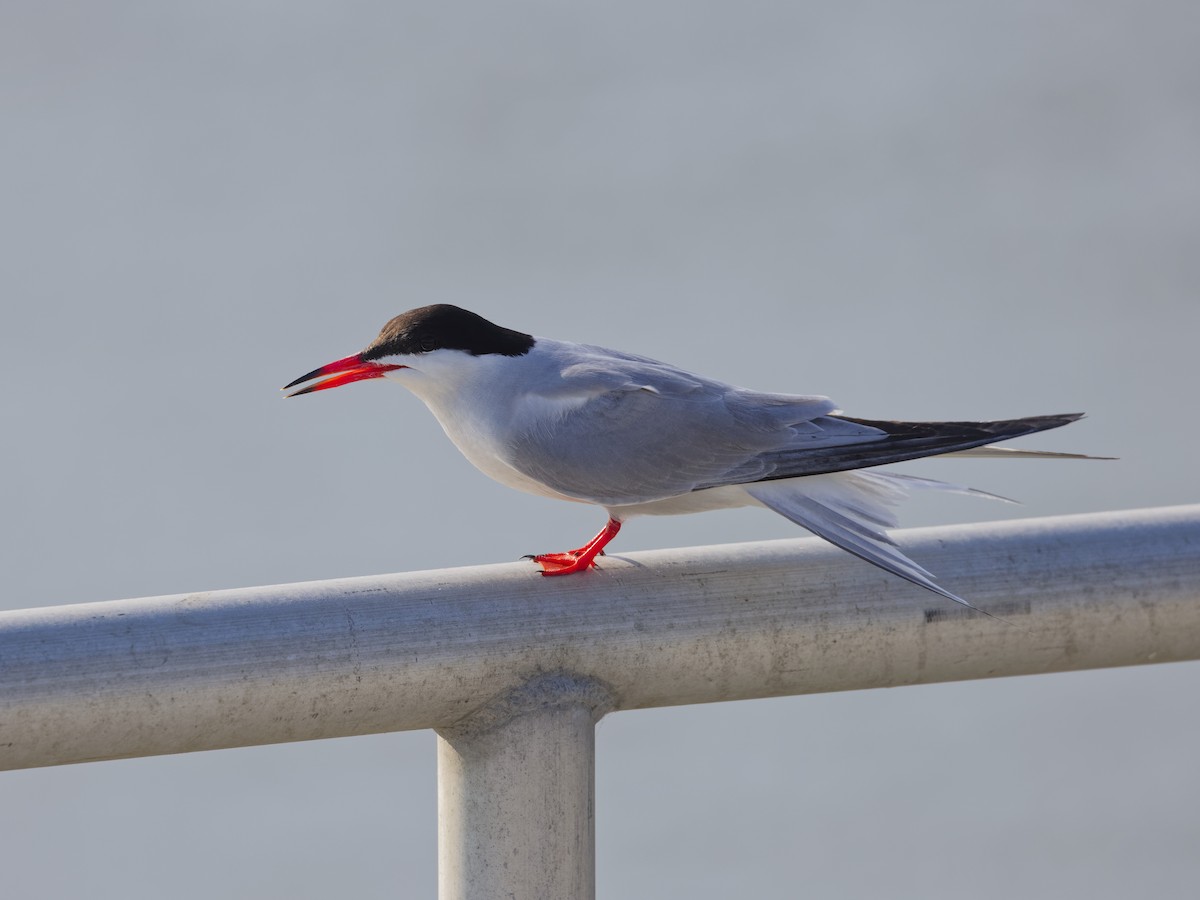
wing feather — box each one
[505,347,839,506]
[502,342,1090,508]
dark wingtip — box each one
[1031,412,1092,435]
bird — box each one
[284,304,1099,617]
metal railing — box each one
[3,505,1199,899]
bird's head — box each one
[283,304,534,397]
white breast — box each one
[389,346,593,504]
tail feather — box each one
[943,446,1113,461]
[745,470,1014,623]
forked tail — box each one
[746,470,1018,622]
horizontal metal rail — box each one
[3,504,1198,771]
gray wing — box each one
[505,346,1086,507]
[504,352,879,506]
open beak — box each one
[283,354,406,397]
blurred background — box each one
[2,2,1198,897]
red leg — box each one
[530,519,622,575]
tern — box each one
[285,304,1098,616]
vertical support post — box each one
[436,674,613,900]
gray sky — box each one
[3,2,1198,897]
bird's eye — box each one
[419,334,437,352]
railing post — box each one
[436,674,613,900]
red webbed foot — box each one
[525,519,621,576]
